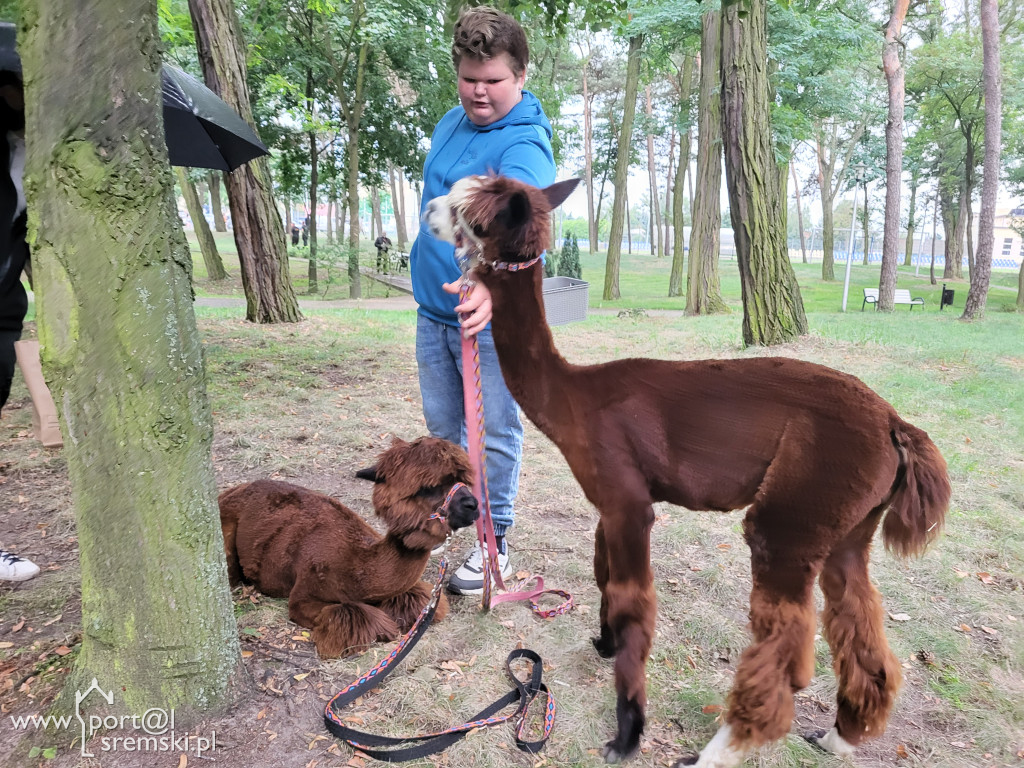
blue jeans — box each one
[416,314,522,538]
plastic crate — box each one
[542,276,589,326]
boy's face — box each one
[457,53,525,127]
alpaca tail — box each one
[881,420,951,559]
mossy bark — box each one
[720,0,808,346]
[188,0,302,323]
[686,11,727,316]
[23,0,246,723]
[177,168,227,280]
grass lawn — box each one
[3,231,1022,768]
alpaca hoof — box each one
[592,633,617,659]
[601,740,636,764]
[804,726,856,757]
[671,753,699,767]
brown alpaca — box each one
[426,176,951,767]
[218,437,478,658]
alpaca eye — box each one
[414,485,444,499]
[473,224,485,237]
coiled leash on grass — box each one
[323,555,556,761]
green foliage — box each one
[558,234,582,279]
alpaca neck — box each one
[362,533,430,599]
[478,259,575,438]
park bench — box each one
[862,288,925,311]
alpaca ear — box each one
[542,178,581,211]
[498,190,533,230]
[355,465,379,482]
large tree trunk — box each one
[861,177,870,266]
[644,85,662,258]
[963,0,1001,320]
[721,0,807,345]
[342,38,369,298]
[189,0,301,323]
[603,34,644,300]
[940,181,967,280]
[877,0,910,311]
[685,11,726,314]
[209,171,227,231]
[177,168,227,280]
[25,0,245,722]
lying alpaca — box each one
[426,175,951,767]
[218,436,478,658]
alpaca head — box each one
[355,437,478,551]
[425,175,580,268]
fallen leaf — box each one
[977,572,994,585]
[256,707,268,720]
[241,650,254,658]
[53,646,72,656]
[294,672,310,681]
[515,570,531,580]
[177,755,187,768]
[980,626,998,635]
[950,740,967,748]
[716,543,731,550]
[11,619,24,633]
[701,704,723,715]
[889,613,911,622]
[956,624,972,632]
[0,642,13,649]
[952,568,969,578]
[896,743,909,759]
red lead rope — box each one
[458,283,573,618]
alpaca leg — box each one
[311,601,400,659]
[687,548,821,768]
[377,582,449,631]
[809,518,902,753]
[592,518,617,658]
[598,505,656,763]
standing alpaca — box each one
[426,176,951,767]
[219,437,478,658]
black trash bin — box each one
[940,283,955,310]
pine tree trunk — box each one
[343,39,369,299]
[817,136,836,281]
[941,182,967,280]
[790,163,808,264]
[645,85,662,258]
[877,0,909,311]
[963,0,1001,320]
[720,0,807,345]
[188,0,302,323]
[177,168,227,280]
[861,180,870,266]
[603,34,644,300]
[904,175,918,267]
[24,0,245,722]
[389,165,408,248]
[307,126,319,294]
[582,51,598,254]
[209,172,227,231]
[685,11,726,314]
[667,57,694,295]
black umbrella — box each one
[161,65,269,172]
[0,23,266,173]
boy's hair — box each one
[451,6,529,77]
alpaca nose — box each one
[447,489,479,530]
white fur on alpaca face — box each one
[424,176,484,244]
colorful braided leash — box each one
[459,269,573,618]
[323,555,556,761]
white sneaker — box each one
[0,549,40,582]
[448,541,512,595]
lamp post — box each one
[841,163,867,312]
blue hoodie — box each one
[411,91,555,326]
